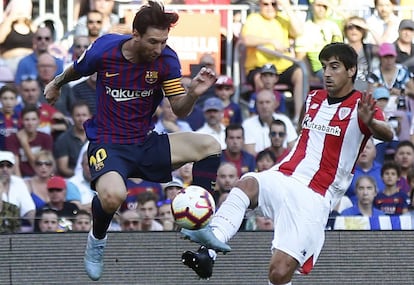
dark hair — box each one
[396,140,414,152]
[270,119,286,130]
[225,123,244,139]
[70,100,91,115]
[256,149,276,164]
[21,104,39,118]
[0,84,18,98]
[319,43,358,82]
[381,160,401,177]
[137,191,160,205]
[132,1,179,35]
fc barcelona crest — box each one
[145,71,158,84]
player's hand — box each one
[188,67,217,98]
[44,80,60,105]
[358,92,376,126]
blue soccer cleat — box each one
[84,231,107,281]
[181,226,231,253]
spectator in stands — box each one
[193,53,217,108]
[25,150,81,210]
[366,0,401,45]
[36,52,75,119]
[136,191,163,231]
[393,140,414,194]
[74,0,129,38]
[37,176,80,231]
[245,211,274,231]
[295,0,343,85]
[374,161,409,215]
[372,87,403,164]
[54,102,91,178]
[220,124,256,177]
[85,10,104,43]
[0,175,21,233]
[0,85,19,150]
[5,104,54,177]
[341,175,386,219]
[0,0,35,74]
[71,72,97,115]
[255,149,276,172]
[342,16,378,91]
[66,35,91,68]
[14,26,64,86]
[214,162,238,204]
[196,97,227,150]
[214,75,242,127]
[15,77,67,136]
[174,162,193,188]
[163,178,184,200]
[242,89,297,155]
[345,138,385,204]
[157,199,175,230]
[0,150,36,232]
[69,151,95,212]
[72,209,92,232]
[154,97,193,134]
[367,42,414,139]
[181,76,204,131]
[241,0,304,122]
[36,208,60,233]
[394,19,414,73]
[248,63,286,116]
[119,209,141,231]
[264,119,291,163]
[119,177,164,213]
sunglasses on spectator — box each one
[0,162,13,168]
[261,1,276,7]
[157,199,172,207]
[75,44,89,49]
[35,160,53,167]
[345,24,363,31]
[123,220,139,226]
[87,20,102,24]
[36,36,51,41]
[270,131,286,138]
[48,188,64,193]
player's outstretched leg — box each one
[84,231,107,281]
[182,246,214,279]
[181,226,232,253]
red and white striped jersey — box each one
[276,89,385,200]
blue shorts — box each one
[87,132,172,190]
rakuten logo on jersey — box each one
[106,87,153,102]
[302,115,341,136]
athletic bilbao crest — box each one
[145,71,158,84]
[338,107,351,120]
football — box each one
[171,185,216,230]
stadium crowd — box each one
[1,0,414,233]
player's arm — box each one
[44,65,83,105]
[169,67,216,118]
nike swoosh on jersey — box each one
[105,72,120,77]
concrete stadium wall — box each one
[0,231,413,285]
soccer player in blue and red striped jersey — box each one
[44,1,221,281]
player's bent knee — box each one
[268,267,291,285]
[99,188,127,212]
[200,134,221,155]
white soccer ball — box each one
[171,185,216,230]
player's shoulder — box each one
[93,34,131,51]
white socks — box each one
[210,187,250,243]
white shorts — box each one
[243,170,331,274]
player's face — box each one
[134,27,169,62]
[321,57,355,97]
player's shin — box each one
[192,153,221,193]
[91,195,115,239]
[210,187,250,243]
